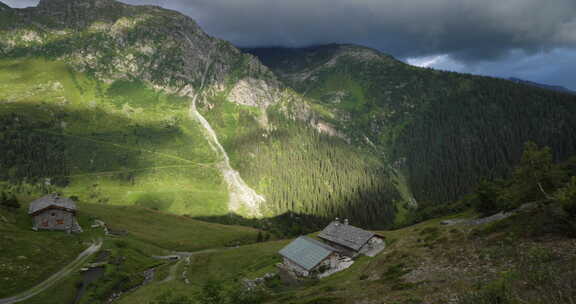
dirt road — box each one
[0,240,102,304]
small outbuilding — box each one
[278,236,341,278]
[318,219,384,257]
[29,194,83,233]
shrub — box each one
[0,192,20,209]
[114,240,128,248]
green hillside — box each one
[248,45,576,219]
[0,58,228,216]
[115,211,576,304]
[1,0,576,232]
[199,94,401,229]
[0,0,406,230]
[0,198,259,303]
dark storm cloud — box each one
[3,0,575,89]
[123,0,576,62]
[4,0,576,61]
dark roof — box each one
[28,194,77,215]
[278,236,338,271]
[318,221,374,251]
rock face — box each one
[0,0,281,106]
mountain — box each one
[508,77,575,95]
[0,0,399,229]
[247,44,576,213]
[0,0,283,218]
[0,1,10,11]
[1,0,576,231]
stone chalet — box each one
[318,219,385,257]
[277,236,342,278]
[29,194,83,233]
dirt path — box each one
[155,248,227,284]
[0,239,103,304]
[182,41,264,217]
[153,246,239,284]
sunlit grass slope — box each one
[0,197,260,303]
[0,197,101,298]
[80,203,261,251]
[0,58,229,217]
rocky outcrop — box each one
[228,77,279,108]
[0,0,282,108]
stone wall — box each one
[282,257,309,277]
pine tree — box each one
[256,231,263,242]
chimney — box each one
[344,219,349,225]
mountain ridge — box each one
[0,0,288,217]
[0,1,10,10]
[1,0,576,229]
[508,77,575,94]
[247,44,576,209]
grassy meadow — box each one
[0,58,230,217]
[0,196,261,303]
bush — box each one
[473,179,506,216]
[0,192,20,209]
[114,240,128,249]
[556,176,576,217]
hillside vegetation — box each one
[113,144,576,304]
[248,45,576,224]
[1,0,576,233]
[199,95,401,229]
[0,58,230,216]
[0,197,260,303]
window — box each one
[56,219,64,225]
[51,212,56,217]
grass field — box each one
[111,208,576,304]
[0,197,261,303]
[0,197,103,298]
[80,203,261,251]
[0,58,230,217]
[116,240,289,304]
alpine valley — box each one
[0,0,575,304]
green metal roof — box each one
[278,236,337,271]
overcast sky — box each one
[4,0,576,90]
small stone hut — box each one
[278,236,340,278]
[28,194,83,233]
[318,219,384,257]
